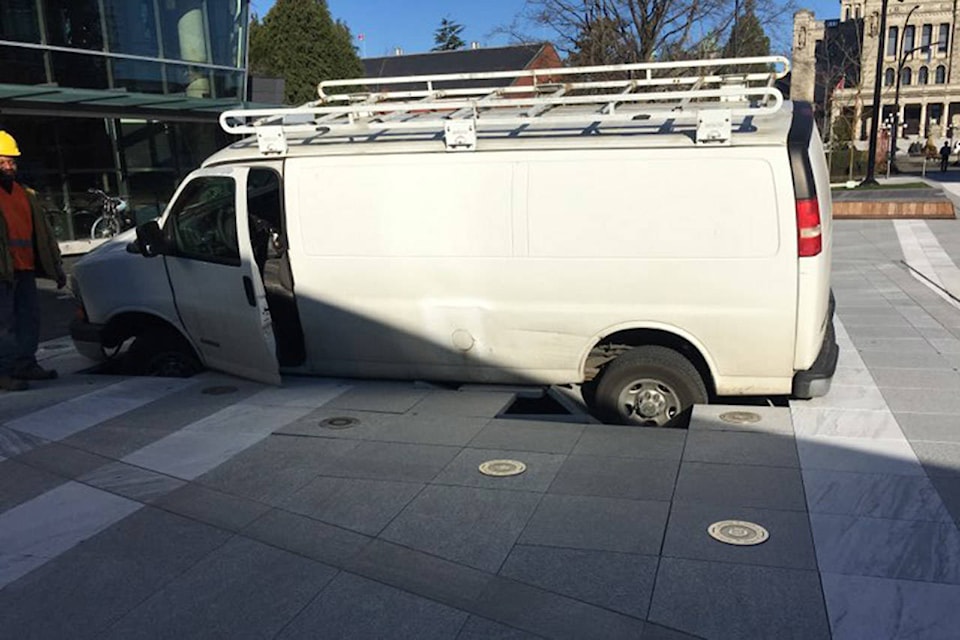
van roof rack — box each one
[220,56,790,154]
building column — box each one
[920,101,928,138]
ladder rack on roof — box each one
[220,55,790,154]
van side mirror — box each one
[135,220,167,258]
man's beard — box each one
[0,170,14,191]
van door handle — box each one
[242,276,256,306]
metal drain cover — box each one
[719,411,762,425]
[708,520,769,546]
[201,385,238,395]
[478,459,527,477]
[320,416,359,430]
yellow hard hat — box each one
[0,131,21,157]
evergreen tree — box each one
[432,18,466,51]
[249,0,364,105]
[722,0,771,59]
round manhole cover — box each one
[708,520,769,546]
[201,385,238,396]
[719,411,762,425]
[320,416,359,430]
[478,459,527,477]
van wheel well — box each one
[102,312,195,356]
[584,329,715,399]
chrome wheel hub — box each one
[618,379,682,427]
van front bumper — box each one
[70,317,108,362]
[792,316,839,399]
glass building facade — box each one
[0,0,250,240]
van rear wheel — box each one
[593,346,707,427]
[127,329,202,378]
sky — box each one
[250,1,842,58]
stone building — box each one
[793,0,960,146]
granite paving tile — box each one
[498,544,658,618]
[930,476,960,527]
[368,414,490,446]
[409,390,517,418]
[0,425,48,459]
[848,336,935,352]
[688,405,793,434]
[661,502,817,570]
[868,367,960,390]
[648,558,830,640]
[277,475,423,535]
[311,440,461,483]
[547,454,678,501]
[804,469,952,522]
[432,448,566,493]
[241,508,372,567]
[78,461,186,503]
[682,430,799,468]
[320,382,430,413]
[153,483,273,532]
[61,424,186,460]
[821,573,960,640]
[277,572,468,640]
[102,536,337,640]
[839,313,915,328]
[14,442,114,480]
[895,412,960,442]
[473,577,646,640]
[518,494,669,555]
[381,484,541,572]
[638,623,705,640]
[859,349,954,369]
[881,388,960,414]
[572,425,686,460]
[790,407,903,439]
[0,507,231,640]
[468,418,585,454]
[673,461,806,511]
[910,440,960,477]
[275,407,394,440]
[801,383,889,410]
[796,436,924,476]
[0,459,65,514]
[830,366,877,386]
[456,616,542,639]
[810,513,960,584]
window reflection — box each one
[0,0,42,43]
[0,45,47,84]
[44,0,104,50]
[103,0,159,57]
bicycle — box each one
[88,188,133,240]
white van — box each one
[70,57,837,426]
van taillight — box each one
[796,197,822,257]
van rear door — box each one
[160,166,281,384]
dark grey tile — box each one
[278,476,423,535]
[0,507,231,640]
[931,476,960,528]
[62,424,184,460]
[861,350,953,369]
[277,408,393,440]
[318,440,462,483]
[870,368,960,391]
[519,494,669,555]
[648,558,830,640]
[382,484,541,572]
[103,536,336,640]
[457,616,542,639]
[241,508,372,567]
[371,415,490,446]
[433,448,566,493]
[347,539,495,611]
[896,412,960,443]
[882,388,960,414]
[474,577,646,640]
[0,424,47,458]
[499,544,657,618]
[0,459,64,513]
[154,483,272,532]
[912,441,960,477]
[682,431,799,468]
[662,502,817,570]
[469,419,585,454]
[321,382,429,413]
[573,425,686,460]
[15,442,113,479]
[278,573,467,640]
[409,390,516,418]
[673,462,806,511]
[78,461,185,503]
[548,455,678,501]
[639,622,705,640]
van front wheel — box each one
[593,346,707,427]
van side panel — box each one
[285,147,798,393]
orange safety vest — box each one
[0,182,35,271]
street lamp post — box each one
[863,0,903,185]
[889,4,921,173]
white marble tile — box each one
[830,366,877,387]
[122,429,273,480]
[810,513,960,584]
[0,482,139,588]
[804,470,953,522]
[6,378,196,441]
[821,573,960,640]
[0,425,48,460]
[78,462,185,502]
[801,384,889,411]
[797,437,924,476]
[791,407,904,439]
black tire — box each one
[127,329,202,378]
[593,346,707,427]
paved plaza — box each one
[2,211,960,639]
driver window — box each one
[164,176,240,265]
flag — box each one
[358,33,365,41]
[834,76,845,91]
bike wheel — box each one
[90,216,121,240]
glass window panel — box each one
[102,0,159,57]
[940,24,949,53]
[0,0,42,43]
[205,0,246,67]
[50,51,108,89]
[887,26,899,56]
[166,176,239,265]
[0,45,47,84]
[884,68,895,86]
[936,65,946,83]
[919,66,929,84]
[212,69,244,100]
[902,67,912,85]
[921,24,932,53]
[904,26,915,54]
[44,0,104,50]
[112,58,165,94]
